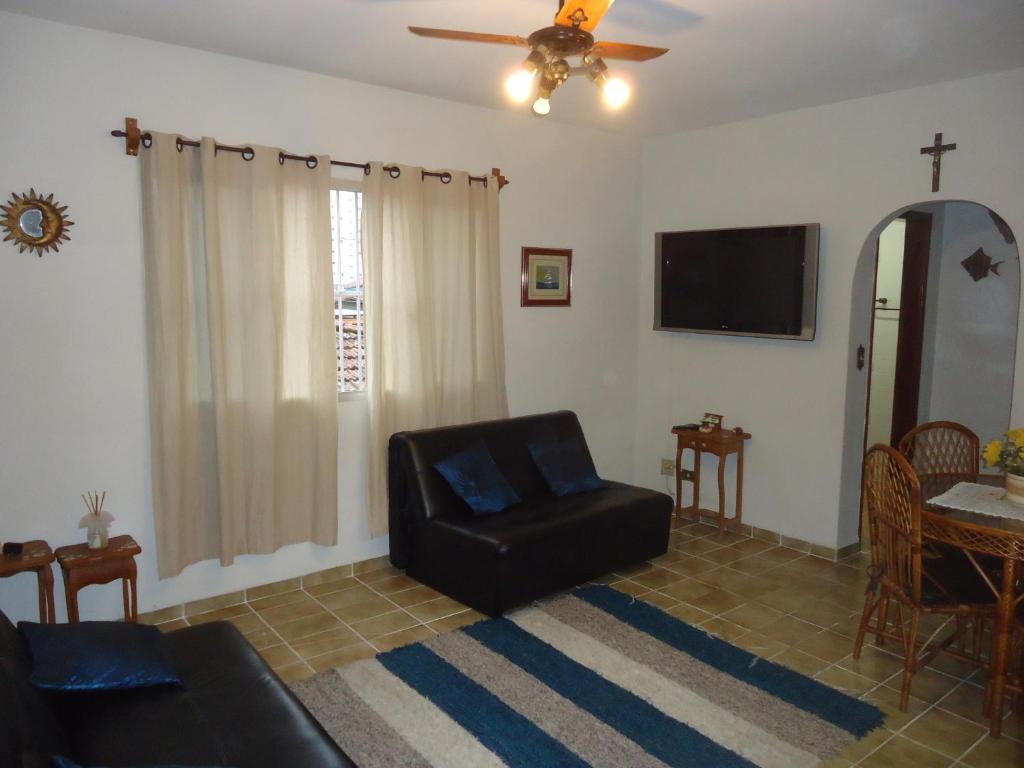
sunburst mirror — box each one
[1,189,74,256]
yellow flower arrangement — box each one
[983,429,1024,476]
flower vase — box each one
[1005,473,1024,507]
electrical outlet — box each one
[660,459,675,476]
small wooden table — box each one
[0,540,56,623]
[55,535,141,623]
[925,481,1024,737]
[673,427,751,535]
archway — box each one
[837,200,1020,547]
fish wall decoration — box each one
[961,247,1003,282]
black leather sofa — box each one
[0,610,353,768]
[388,410,673,616]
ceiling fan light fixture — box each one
[505,69,537,103]
[532,97,552,116]
[602,76,631,109]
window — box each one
[330,185,365,394]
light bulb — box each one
[532,97,551,116]
[505,69,535,103]
[602,77,630,109]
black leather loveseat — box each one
[388,410,673,616]
[0,610,353,768]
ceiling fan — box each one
[409,0,669,116]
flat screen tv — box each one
[655,223,820,341]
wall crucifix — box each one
[919,132,957,192]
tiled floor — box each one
[152,517,1023,768]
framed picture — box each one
[699,413,723,433]
[521,247,572,307]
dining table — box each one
[924,476,1024,737]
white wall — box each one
[0,12,642,622]
[633,67,1024,550]
[924,202,1019,441]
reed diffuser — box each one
[79,491,114,549]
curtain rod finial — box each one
[491,168,509,190]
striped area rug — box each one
[292,585,883,767]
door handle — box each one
[857,344,866,371]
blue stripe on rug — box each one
[465,617,755,768]
[378,642,590,768]
[576,585,884,737]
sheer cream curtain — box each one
[363,163,508,536]
[140,132,338,578]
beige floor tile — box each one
[756,588,812,614]
[629,566,687,590]
[406,596,470,623]
[859,683,929,730]
[727,556,780,576]
[248,590,314,612]
[185,591,245,617]
[258,598,326,626]
[934,681,989,724]
[659,578,715,603]
[304,576,360,597]
[902,708,987,759]
[373,625,437,652]
[650,550,692,567]
[301,564,354,588]
[687,588,747,615]
[838,645,905,683]
[662,557,719,578]
[328,593,396,624]
[754,547,807,565]
[187,603,253,626]
[960,733,1024,767]
[698,617,750,642]
[720,602,785,631]
[730,631,788,659]
[274,662,315,684]
[815,666,878,697]
[363,573,422,594]
[772,648,832,676]
[388,584,443,608]
[793,630,857,664]
[727,538,777,556]
[857,734,951,768]
[352,555,392,576]
[239,626,280,651]
[429,610,487,634]
[275,611,342,643]
[885,667,960,704]
[246,577,301,601]
[666,603,715,625]
[141,605,184,625]
[315,583,380,610]
[790,599,857,629]
[831,726,894,764]
[260,644,301,668]
[308,642,376,672]
[351,609,420,639]
[290,626,364,659]
[608,579,649,597]
[223,612,267,635]
[674,537,726,556]
[357,565,404,583]
[698,546,748,565]
[758,614,825,644]
[639,591,680,611]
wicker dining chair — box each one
[854,445,996,710]
[897,421,980,499]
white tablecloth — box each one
[928,481,1024,522]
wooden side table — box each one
[0,540,56,623]
[673,427,752,536]
[55,535,141,623]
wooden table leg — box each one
[693,447,702,521]
[37,565,55,623]
[717,451,726,537]
[986,558,1016,737]
[735,445,745,534]
[124,558,138,622]
[674,441,683,516]
[63,570,80,623]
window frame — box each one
[330,179,366,402]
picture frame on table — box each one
[521,247,572,307]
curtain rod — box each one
[110,117,509,190]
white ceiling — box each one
[3,0,1024,136]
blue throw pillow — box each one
[528,426,607,497]
[19,621,182,692]
[434,440,521,515]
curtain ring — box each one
[306,155,318,169]
[242,147,255,161]
[141,133,153,149]
[388,166,401,179]
[363,164,371,176]
[440,172,452,184]
[175,137,184,153]
[278,151,286,165]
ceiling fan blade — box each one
[408,27,529,47]
[590,40,670,62]
[555,0,616,33]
